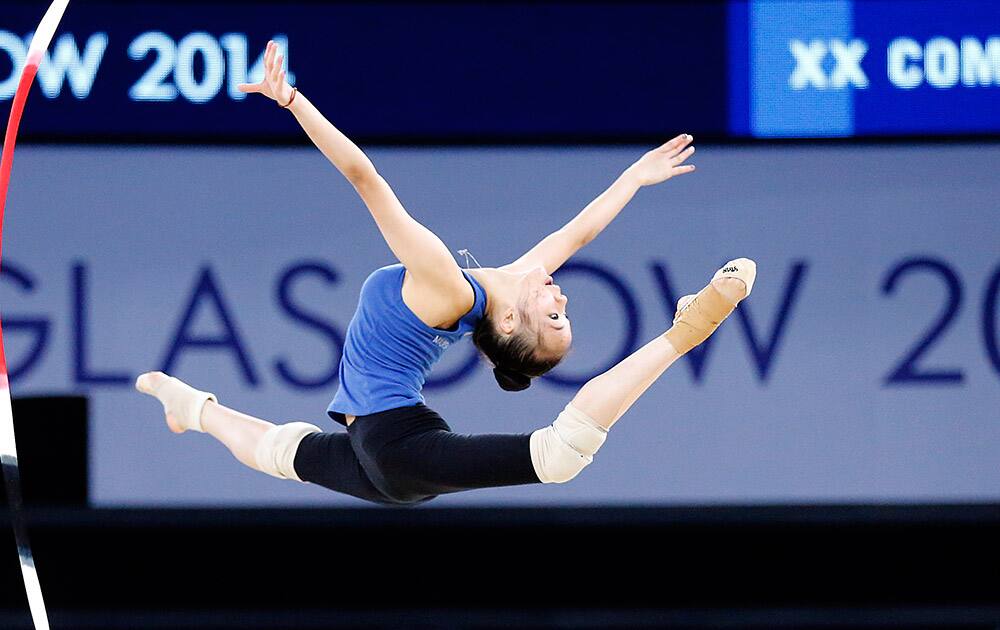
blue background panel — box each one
[4,144,998,507]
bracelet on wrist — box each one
[279,87,298,109]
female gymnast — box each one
[136,42,757,505]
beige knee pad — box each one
[530,404,608,484]
[665,258,756,355]
[254,422,321,482]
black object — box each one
[1,397,88,508]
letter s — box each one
[274,261,346,389]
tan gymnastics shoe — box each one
[664,258,757,355]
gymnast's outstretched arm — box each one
[238,42,469,309]
[503,136,697,275]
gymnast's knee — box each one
[529,404,608,484]
[254,422,322,482]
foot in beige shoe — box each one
[665,258,757,355]
[710,257,756,304]
[135,371,217,433]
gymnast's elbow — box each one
[347,165,379,189]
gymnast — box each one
[136,41,756,505]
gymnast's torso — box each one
[328,264,486,426]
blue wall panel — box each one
[2,144,998,506]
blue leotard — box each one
[326,264,487,425]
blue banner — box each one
[730,0,1000,137]
[4,144,999,506]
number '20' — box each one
[882,257,1000,384]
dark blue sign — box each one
[6,1,996,141]
[1,2,726,141]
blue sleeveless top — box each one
[327,264,487,425]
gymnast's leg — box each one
[372,258,757,493]
[528,258,756,483]
[572,259,755,429]
[134,371,391,503]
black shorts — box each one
[293,404,541,505]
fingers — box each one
[273,54,285,83]
[657,134,684,150]
[656,133,693,156]
[265,40,276,70]
[265,40,284,79]
[674,164,696,176]
[244,41,290,102]
[671,145,695,165]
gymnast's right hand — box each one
[237,40,295,105]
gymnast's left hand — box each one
[237,40,295,105]
[626,134,696,187]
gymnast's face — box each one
[516,266,572,358]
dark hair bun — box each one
[493,366,532,392]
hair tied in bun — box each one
[493,366,531,392]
